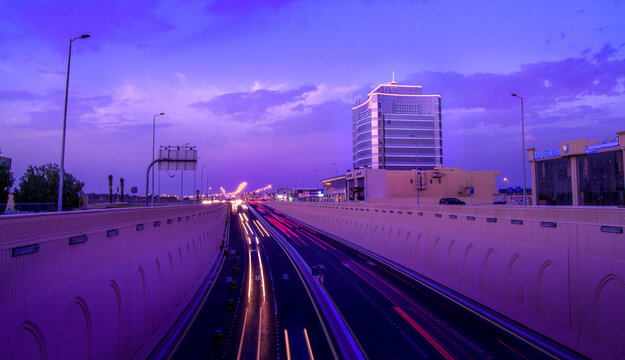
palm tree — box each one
[120,178,125,202]
[108,175,113,203]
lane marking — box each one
[257,310,262,360]
[304,328,315,360]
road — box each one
[170,202,338,360]
[249,201,585,360]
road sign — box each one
[508,187,514,195]
[158,145,197,170]
[131,186,138,194]
[469,187,474,195]
[515,186,522,194]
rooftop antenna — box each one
[390,71,397,85]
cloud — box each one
[190,84,317,122]
[403,43,625,112]
[205,0,296,16]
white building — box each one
[352,79,442,170]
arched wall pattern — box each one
[267,202,625,360]
[0,203,228,360]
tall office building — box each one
[352,80,442,170]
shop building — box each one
[527,131,625,206]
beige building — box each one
[346,167,499,204]
[527,130,625,206]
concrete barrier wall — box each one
[268,202,625,360]
[0,203,227,360]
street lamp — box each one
[410,134,420,205]
[331,162,337,177]
[313,169,318,189]
[201,165,207,199]
[151,112,165,206]
[57,34,90,212]
[503,177,510,188]
[511,94,527,206]
[300,173,305,188]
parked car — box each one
[439,197,466,205]
[493,195,507,204]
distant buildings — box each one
[352,80,442,170]
[528,130,625,206]
[345,167,499,204]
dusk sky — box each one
[1,0,624,195]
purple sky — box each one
[1,0,624,195]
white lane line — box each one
[256,310,263,360]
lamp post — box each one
[503,177,510,188]
[410,134,420,205]
[300,173,305,188]
[511,94,527,206]
[313,169,318,189]
[201,165,207,199]
[331,162,337,177]
[57,34,90,212]
[151,112,165,206]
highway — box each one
[170,202,338,359]
[248,201,585,360]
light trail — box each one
[247,236,251,245]
[242,213,249,222]
[256,251,266,301]
[236,307,250,360]
[248,250,253,300]
[284,329,292,360]
[395,306,455,360]
[304,328,315,360]
[255,236,259,245]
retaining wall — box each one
[0,204,227,360]
[268,202,625,360]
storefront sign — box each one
[585,137,620,154]
[534,147,561,160]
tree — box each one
[0,163,14,214]
[13,163,84,212]
[120,178,125,202]
[108,174,113,203]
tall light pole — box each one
[151,112,165,206]
[331,162,337,177]
[410,134,420,205]
[201,165,207,199]
[511,94,527,206]
[57,34,90,212]
[300,173,305,188]
[313,169,318,189]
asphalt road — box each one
[249,201,585,360]
[170,202,337,360]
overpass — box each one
[267,201,625,360]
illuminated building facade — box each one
[527,130,625,206]
[352,80,442,170]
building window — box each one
[536,157,572,205]
[577,151,624,206]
